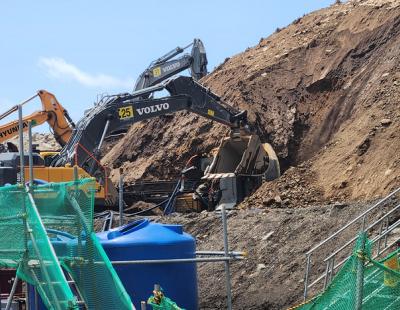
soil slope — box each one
[103,0,400,204]
[98,1,400,309]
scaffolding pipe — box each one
[119,168,124,227]
[0,93,38,121]
[196,250,245,257]
[28,121,34,188]
[303,254,311,300]
[221,205,232,310]
[18,105,25,184]
[355,233,366,310]
[110,256,242,265]
[5,274,19,310]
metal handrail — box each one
[306,187,400,255]
[303,187,400,300]
[323,203,400,262]
[322,218,400,281]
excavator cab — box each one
[200,134,280,210]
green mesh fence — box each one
[0,179,133,310]
[295,233,400,310]
[0,184,77,309]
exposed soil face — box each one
[103,0,400,204]
[98,1,400,309]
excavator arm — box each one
[0,90,74,147]
[133,39,208,95]
[37,90,75,146]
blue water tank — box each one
[28,220,198,310]
[96,219,198,310]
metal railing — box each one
[303,187,400,300]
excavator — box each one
[47,75,280,209]
[0,76,280,209]
[0,90,74,147]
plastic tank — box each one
[28,220,198,310]
[96,219,198,309]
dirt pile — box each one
[103,0,399,203]
[8,132,59,151]
[96,1,400,309]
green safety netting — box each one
[295,233,400,310]
[0,184,77,309]
[0,179,133,310]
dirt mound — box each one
[103,0,399,203]
[8,132,59,151]
[97,1,400,309]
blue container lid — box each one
[96,219,194,247]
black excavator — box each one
[133,38,207,95]
[50,75,280,210]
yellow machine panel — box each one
[23,166,114,207]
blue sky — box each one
[0,0,333,131]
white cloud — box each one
[38,57,134,89]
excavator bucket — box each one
[190,38,208,80]
[202,134,280,209]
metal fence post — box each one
[5,274,19,310]
[28,121,34,188]
[119,168,124,227]
[355,233,366,310]
[304,253,311,301]
[221,205,232,310]
[18,105,25,184]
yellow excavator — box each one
[0,90,74,147]
[0,91,114,206]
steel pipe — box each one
[28,121,34,188]
[221,205,232,310]
[110,256,242,265]
[18,105,25,184]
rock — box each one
[274,195,282,204]
[339,180,348,189]
[257,263,266,271]
[380,118,392,126]
[357,137,371,156]
[384,169,392,176]
[262,231,274,241]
